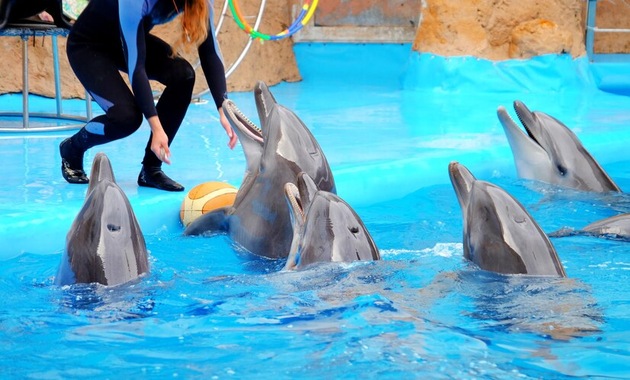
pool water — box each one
[1,44,629,378]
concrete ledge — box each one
[290,3,417,43]
[292,22,416,43]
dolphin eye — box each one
[349,226,359,234]
[557,165,567,177]
[107,224,121,232]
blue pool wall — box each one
[3,43,630,259]
[294,43,630,201]
[403,52,595,94]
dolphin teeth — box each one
[286,183,305,218]
[235,105,262,135]
[228,101,262,137]
[514,104,541,146]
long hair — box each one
[178,0,209,49]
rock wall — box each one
[413,0,585,59]
[412,0,630,60]
[0,0,300,98]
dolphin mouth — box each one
[284,182,305,271]
[512,100,543,148]
[284,182,305,222]
[223,99,263,144]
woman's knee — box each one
[170,58,196,86]
[105,104,143,139]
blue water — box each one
[1,43,630,378]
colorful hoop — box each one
[228,0,318,41]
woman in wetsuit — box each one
[59,0,237,191]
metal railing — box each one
[585,0,630,62]
[0,26,93,132]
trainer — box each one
[60,0,238,191]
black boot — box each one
[137,166,184,192]
[60,126,113,184]
[59,137,88,184]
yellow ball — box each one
[180,181,238,227]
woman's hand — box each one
[148,116,171,164]
[219,107,238,149]
[38,11,54,22]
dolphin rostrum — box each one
[55,153,149,286]
[498,100,621,193]
[449,161,566,277]
[184,81,336,259]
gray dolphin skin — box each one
[550,213,630,241]
[86,150,116,196]
[184,81,336,259]
[497,100,621,193]
[283,172,380,270]
[55,153,149,286]
[449,161,567,277]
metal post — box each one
[85,90,92,120]
[52,35,63,117]
[585,0,598,61]
[21,35,29,129]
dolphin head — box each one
[449,161,566,277]
[498,100,620,192]
[254,81,336,193]
[56,154,148,287]
[222,82,335,201]
[284,173,379,270]
[59,180,149,287]
[217,83,336,259]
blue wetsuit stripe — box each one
[120,0,158,119]
[208,0,224,64]
[200,0,228,108]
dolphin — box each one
[283,172,380,270]
[497,100,621,193]
[549,213,630,241]
[55,153,149,286]
[448,161,566,277]
[184,81,336,259]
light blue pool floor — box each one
[1,44,629,378]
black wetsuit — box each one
[8,0,57,21]
[63,0,227,174]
